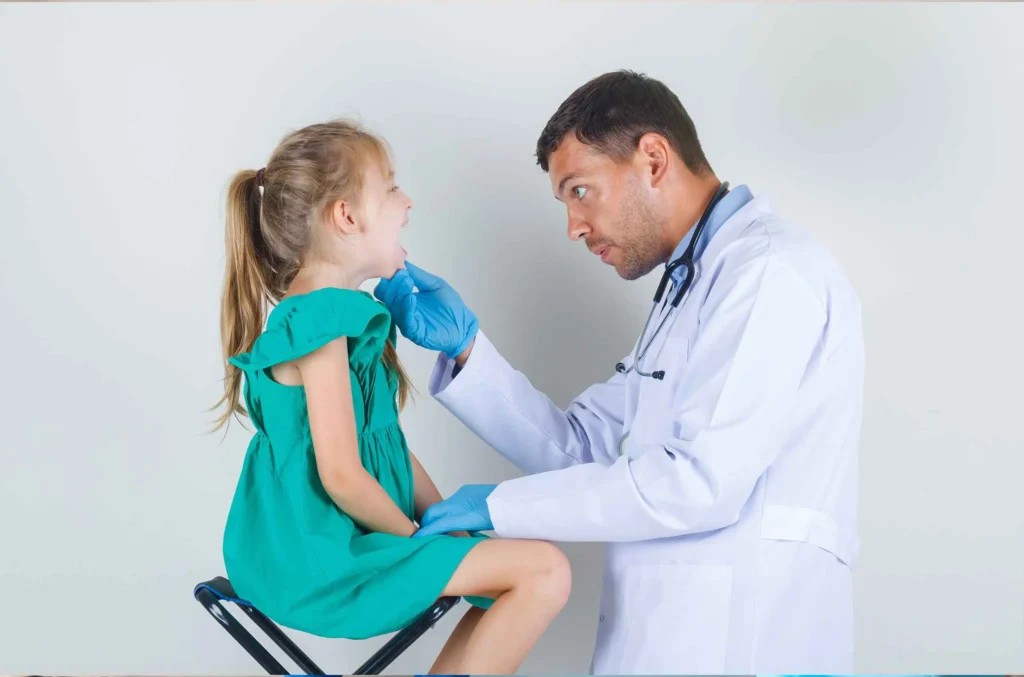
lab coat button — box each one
[599,614,605,622]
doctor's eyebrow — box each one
[557,173,581,197]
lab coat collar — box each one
[668,184,754,286]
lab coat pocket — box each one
[619,563,732,674]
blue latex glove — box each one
[373,261,478,359]
[413,485,497,538]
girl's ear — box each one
[328,198,360,236]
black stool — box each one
[194,576,460,675]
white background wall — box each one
[1,2,1022,674]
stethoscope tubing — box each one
[615,181,730,381]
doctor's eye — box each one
[573,186,588,200]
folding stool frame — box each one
[194,576,460,675]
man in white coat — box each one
[374,70,865,674]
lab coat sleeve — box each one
[428,331,627,474]
[485,255,827,542]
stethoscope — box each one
[615,181,730,382]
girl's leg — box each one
[428,539,571,675]
[428,606,484,674]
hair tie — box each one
[256,167,268,199]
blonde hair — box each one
[213,119,412,431]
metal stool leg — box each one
[195,577,326,675]
[239,604,325,675]
[354,597,460,675]
[195,586,289,675]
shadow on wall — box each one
[469,223,649,408]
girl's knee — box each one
[530,542,572,608]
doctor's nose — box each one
[567,213,591,241]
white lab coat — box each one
[428,195,864,674]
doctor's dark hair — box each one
[212,119,412,432]
[535,70,713,176]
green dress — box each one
[223,287,491,639]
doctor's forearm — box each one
[453,336,476,368]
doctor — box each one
[374,70,865,674]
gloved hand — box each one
[413,484,497,538]
[374,261,478,359]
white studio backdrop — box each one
[0,2,1021,674]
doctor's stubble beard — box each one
[609,176,668,281]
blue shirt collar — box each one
[668,184,753,285]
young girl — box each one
[212,119,570,674]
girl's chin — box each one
[378,254,407,281]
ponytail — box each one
[212,169,273,431]
[383,341,412,411]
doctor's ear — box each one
[635,133,671,187]
[328,198,361,236]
